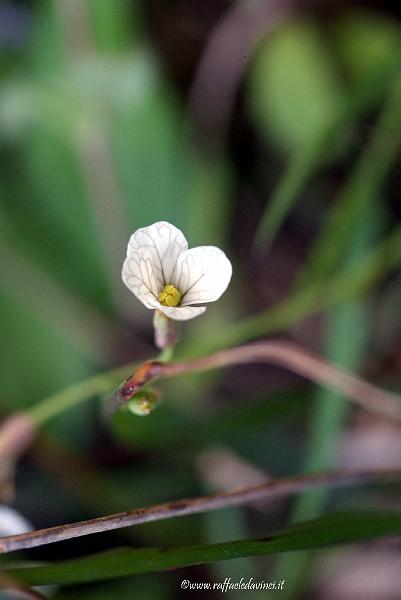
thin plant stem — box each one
[27,363,135,427]
[158,346,175,362]
[20,337,401,431]
[119,341,401,422]
[0,467,399,554]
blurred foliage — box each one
[1,1,401,598]
[249,18,346,153]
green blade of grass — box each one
[3,511,401,586]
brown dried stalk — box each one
[0,467,400,554]
[119,340,401,421]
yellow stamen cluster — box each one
[158,284,181,307]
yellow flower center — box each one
[158,284,181,307]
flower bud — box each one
[127,389,160,416]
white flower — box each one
[122,221,232,321]
[0,505,32,537]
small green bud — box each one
[127,389,160,417]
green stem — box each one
[27,343,175,428]
[28,363,134,427]
[158,345,175,362]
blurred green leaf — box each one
[53,575,171,600]
[252,12,401,250]
[0,128,113,311]
[248,18,345,152]
[111,390,305,451]
[87,0,137,53]
[253,133,327,249]
[5,511,401,585]
[0,53,159,140]
[333,9,401,90]
[298,71,401,287]
[27,0,65,74]
[0,236,120,361]
[113,94,230,246]
[0,292,90,411]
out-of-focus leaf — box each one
[0,129,113,311]
[0,53,159,141]
[253,134,326,248]
[297,72,401,287]
[248,18,345,152]
[374,274,401,354]
[253,12,401,250]
[87,0,137,53]
[0,292,90,411]
[111,391,306,451]
[112,92,230,246]
[4,512,401,585]
[182,150,231,247]
[333,9,401,90]
[249,18,346,248]
[27,0,64,74]
[53,575,170,600]
[0,236,121,361]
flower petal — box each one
[130,221,188,284]
[157,304,207,321]
[122,221,188,308]
[0,505,32,536]
[122,248,160,308]
[173,246,232,306]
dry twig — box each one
[0,467,400,554]
[119,340,401,421]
